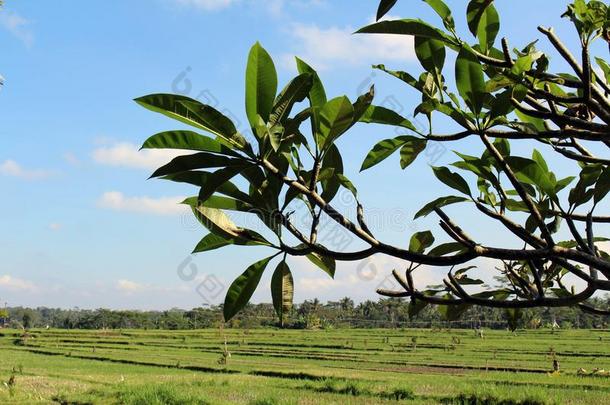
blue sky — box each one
[0,0,595,309]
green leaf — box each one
[192,205,270,246]
[141,130,239,157]
[269,73,313,125]
[455,46,486,116]
[356,19,459,50]
[399,138,427,169]
[192,233,232,253]
[134,94,247,150]
[414,195,469,218]
[317,96,354,149]
[168,173,252,203]
[475,1,499,53]
[336,174,358,197]
[376,0,398,21]
[361,136,420,171]
[595,57,610,84]
[306,252,336,278]
[437,298,471,321]
[432,166,471,196]
[415,36,445,74]
[428,242,467,256]
[594,166,610,204]
[295,57,327,108]
[505,156,557,201]
[409,230,435,253]
[423,0,455,30]
[359,105,417,131]
[320,144,343,202]
[197,166,247,203]
[150,152,248,178]
[245,42,278,128]
[271,260,294,322]
[224,256,274,321]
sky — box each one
[0,0,600,310]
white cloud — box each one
[98,191,187,216]
[0,159,54,180]
[281,22,415,71]
[0,11,34,47]
[63,152,81,166]
[0,275,37,292]
[174,0,236,10]
[92,142,182,171]
[116,279,146,293]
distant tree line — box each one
[2,296,608,331]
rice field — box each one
[0,328,609,404]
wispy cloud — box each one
[92,142,182,171]
[48,223,63,231]
[97,191,187,216]
[174,0,236,11]
[0,275,38,292]
[0,11,34,47]
[280,21,415,71]
[0,159,55,180]
[116,279,147,293]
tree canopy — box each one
[139,0,610,322]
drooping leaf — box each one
[150,152,248,178]
[245,42,278,128]
[432,166,472,196]
[224,256,274,321]
[306,251,336,278]
[415,36,446,74]
[455,46,486,116]
[271,260,294,322]
[361,136,421,171]
[399,138,427,169]
[594,166,610,204]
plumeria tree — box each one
[138,0,610,322]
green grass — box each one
[0,328,608,404]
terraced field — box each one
[0,328,609,404]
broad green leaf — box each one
[336,173,358,197]
[317,96,354,149]
[320,144,343,202]
[432,166,471,196]
[269,73,313,125]
[361,136,414,171]
[192,233,232,253]
[437,298,471,321]
[141,130,239,157]
[475,1,499,53]
[295,57,327,108]
[224,256,274,321]
[192,205,270,246]
[167,173,252,203]
[376,0,398,21]
[595,57,610,84]
[505,156,557,201]
[271,260,294,321]
[399,138,427,169]
[423,0,455,30]
[409,230,435,253]
[356,19,460,50]
[184,195,252,212]
[150,152,248,178]
[134,94,247,150]
[197,166,247,203]
[455,46,486,116]
[306,251,335,278]
[594,166,610,204]
[373,64,421,90]
[428,242,467,256]
[415,36,445,74]
[414,195,469,218]
[246,42,278,128]
[359,105,417,131]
